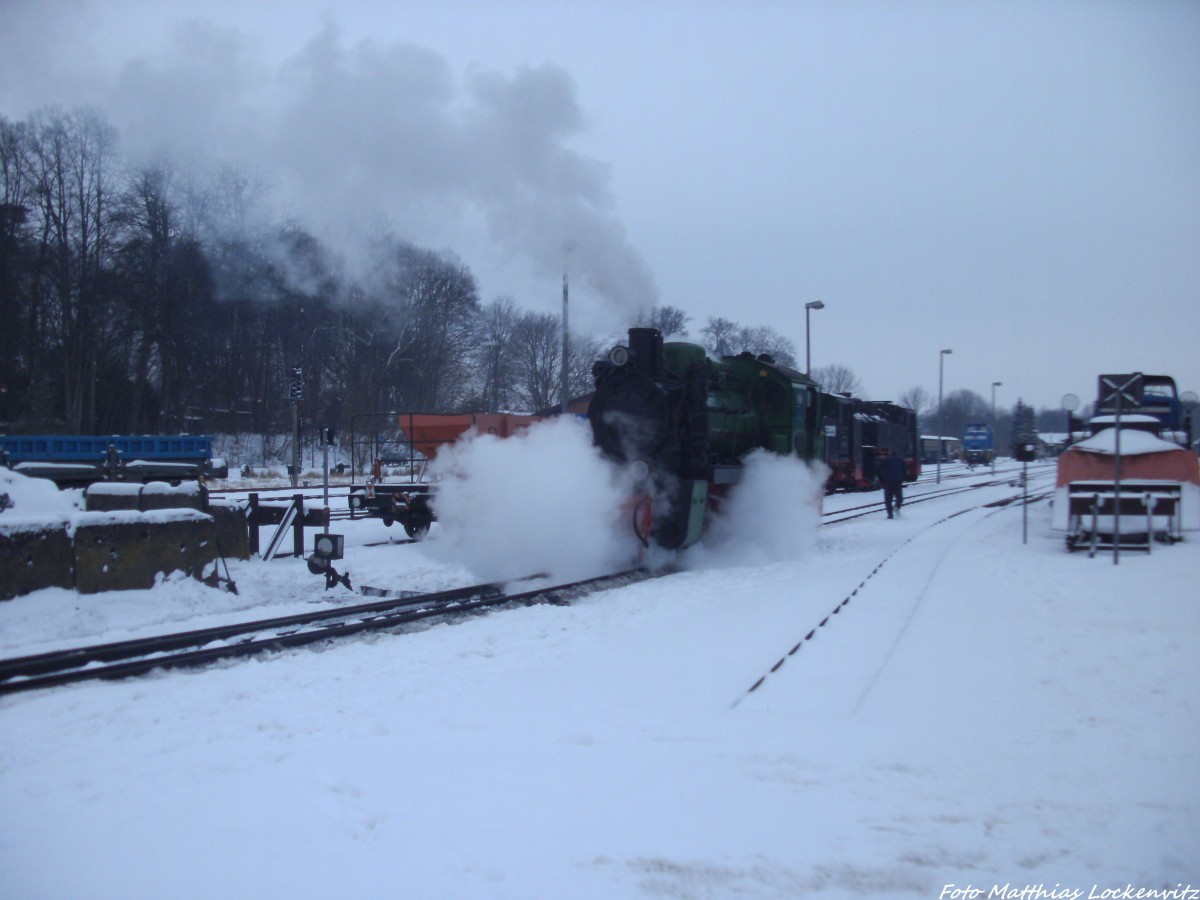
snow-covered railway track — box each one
[821,469,1055,525]
[737,482,1055,703]
[0,570,652,696]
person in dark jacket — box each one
[877,447,907,519]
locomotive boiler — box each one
[588,327,825,549]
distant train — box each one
[821,395,921,490]
[588,327,920,549]
[0,434,226,486]
[961,424,994,466]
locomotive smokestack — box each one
[628,327,664,377]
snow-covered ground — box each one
[1,440,1197,899]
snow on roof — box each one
[1069,427,1183,456]
[1089,414,1160,424]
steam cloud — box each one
[426,423,827,584]
[0,10,657,320]
[424,417,642,584]
[683,451,827,569]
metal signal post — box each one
[289,365,303,489]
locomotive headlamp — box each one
[313,533,344,561]
[630,460,650,482]
[609,345,631,367]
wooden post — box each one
[248,492,260,556]
[293,493,305,558]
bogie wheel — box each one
[403,509,433,539]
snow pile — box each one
[424,415,642,583]
[0,467,81,518]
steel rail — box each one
[821,470,1056,525]
[0,570,650,696]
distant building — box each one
[919,435,962,464]
[1039,432,1070,455]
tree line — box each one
[0,108,610,437]
[0,108,810,445]
[895,386,1088,456]
[3,106,1071,457]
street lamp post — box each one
[991,381,1002,475]
[937,348,953,483]
[804,301,825,376]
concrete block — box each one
[85,483,143,512]
[140,481,208,512]
[0,518,74,600]
[209,501,250,561]
[73,510,215,594]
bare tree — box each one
[391,245,480,411]
[897,385,930,417]
[700,317,739,356]
[0,116,37,427]
[636,304,691,338]
[568,332,604,401]
[28,108,120,430]
[811,364,863,396]
[925,389,991,439]
[471,296,522,412]
[735,325,798,369]
[511,312,561,413]
[699,316,797,368]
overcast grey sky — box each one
[2,0,1197,411]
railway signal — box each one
[1098,373,1143,410]
[289,364,303,487]
[1097,373,1144,564]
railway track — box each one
[3,472,1054,696]
[0,570,652,696]
[821,467,1056,525]
[737,481,1056,703]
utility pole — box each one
[937,349,952,483]
[991,381,1002,475]
[561,270,569,414]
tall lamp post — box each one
[991,381,1002,475]
[937,348,953,483]
[805,300,825,375]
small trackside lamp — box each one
[313,532,344,562]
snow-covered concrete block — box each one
[0,517,74,600]
[139,481,207,512]
[72,510,215,594]
[84,482,144,512]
